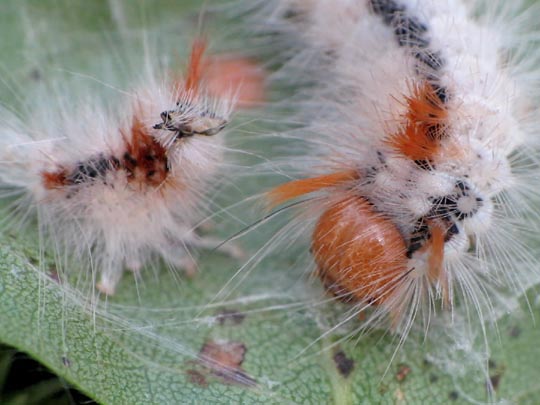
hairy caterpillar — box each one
[257,0,540,342]
[0,38,264,295]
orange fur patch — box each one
[427,220,450,306]
[312,196,408,305]
[204,56,266,108]
[122,116,170,188]
[386,82,448,161]
[185,39,207,93]
[41,169,68,190]
[427,221,445,283]
[267,170,358,207]
[179,40,265,109]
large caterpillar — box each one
[262,0,540,338]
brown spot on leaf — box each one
[396,364,412,382]
[509,325,521,338]
[489,374,501,390]
[487,360,506,392]
[186,369,208,387]
[187,339,256,387]
[333,350,355,377]
[216,309,246,326]
[489,373,502,391]
[48,268,60,283]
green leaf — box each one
[1,1,540,404]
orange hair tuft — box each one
[386,82,449,161]
[184,38,207,93]
[267,170,358,207]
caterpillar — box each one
[260,0,540,340]
[0,38,264,295]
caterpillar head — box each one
[152,95,230,149]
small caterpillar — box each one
[0,39,263,295]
